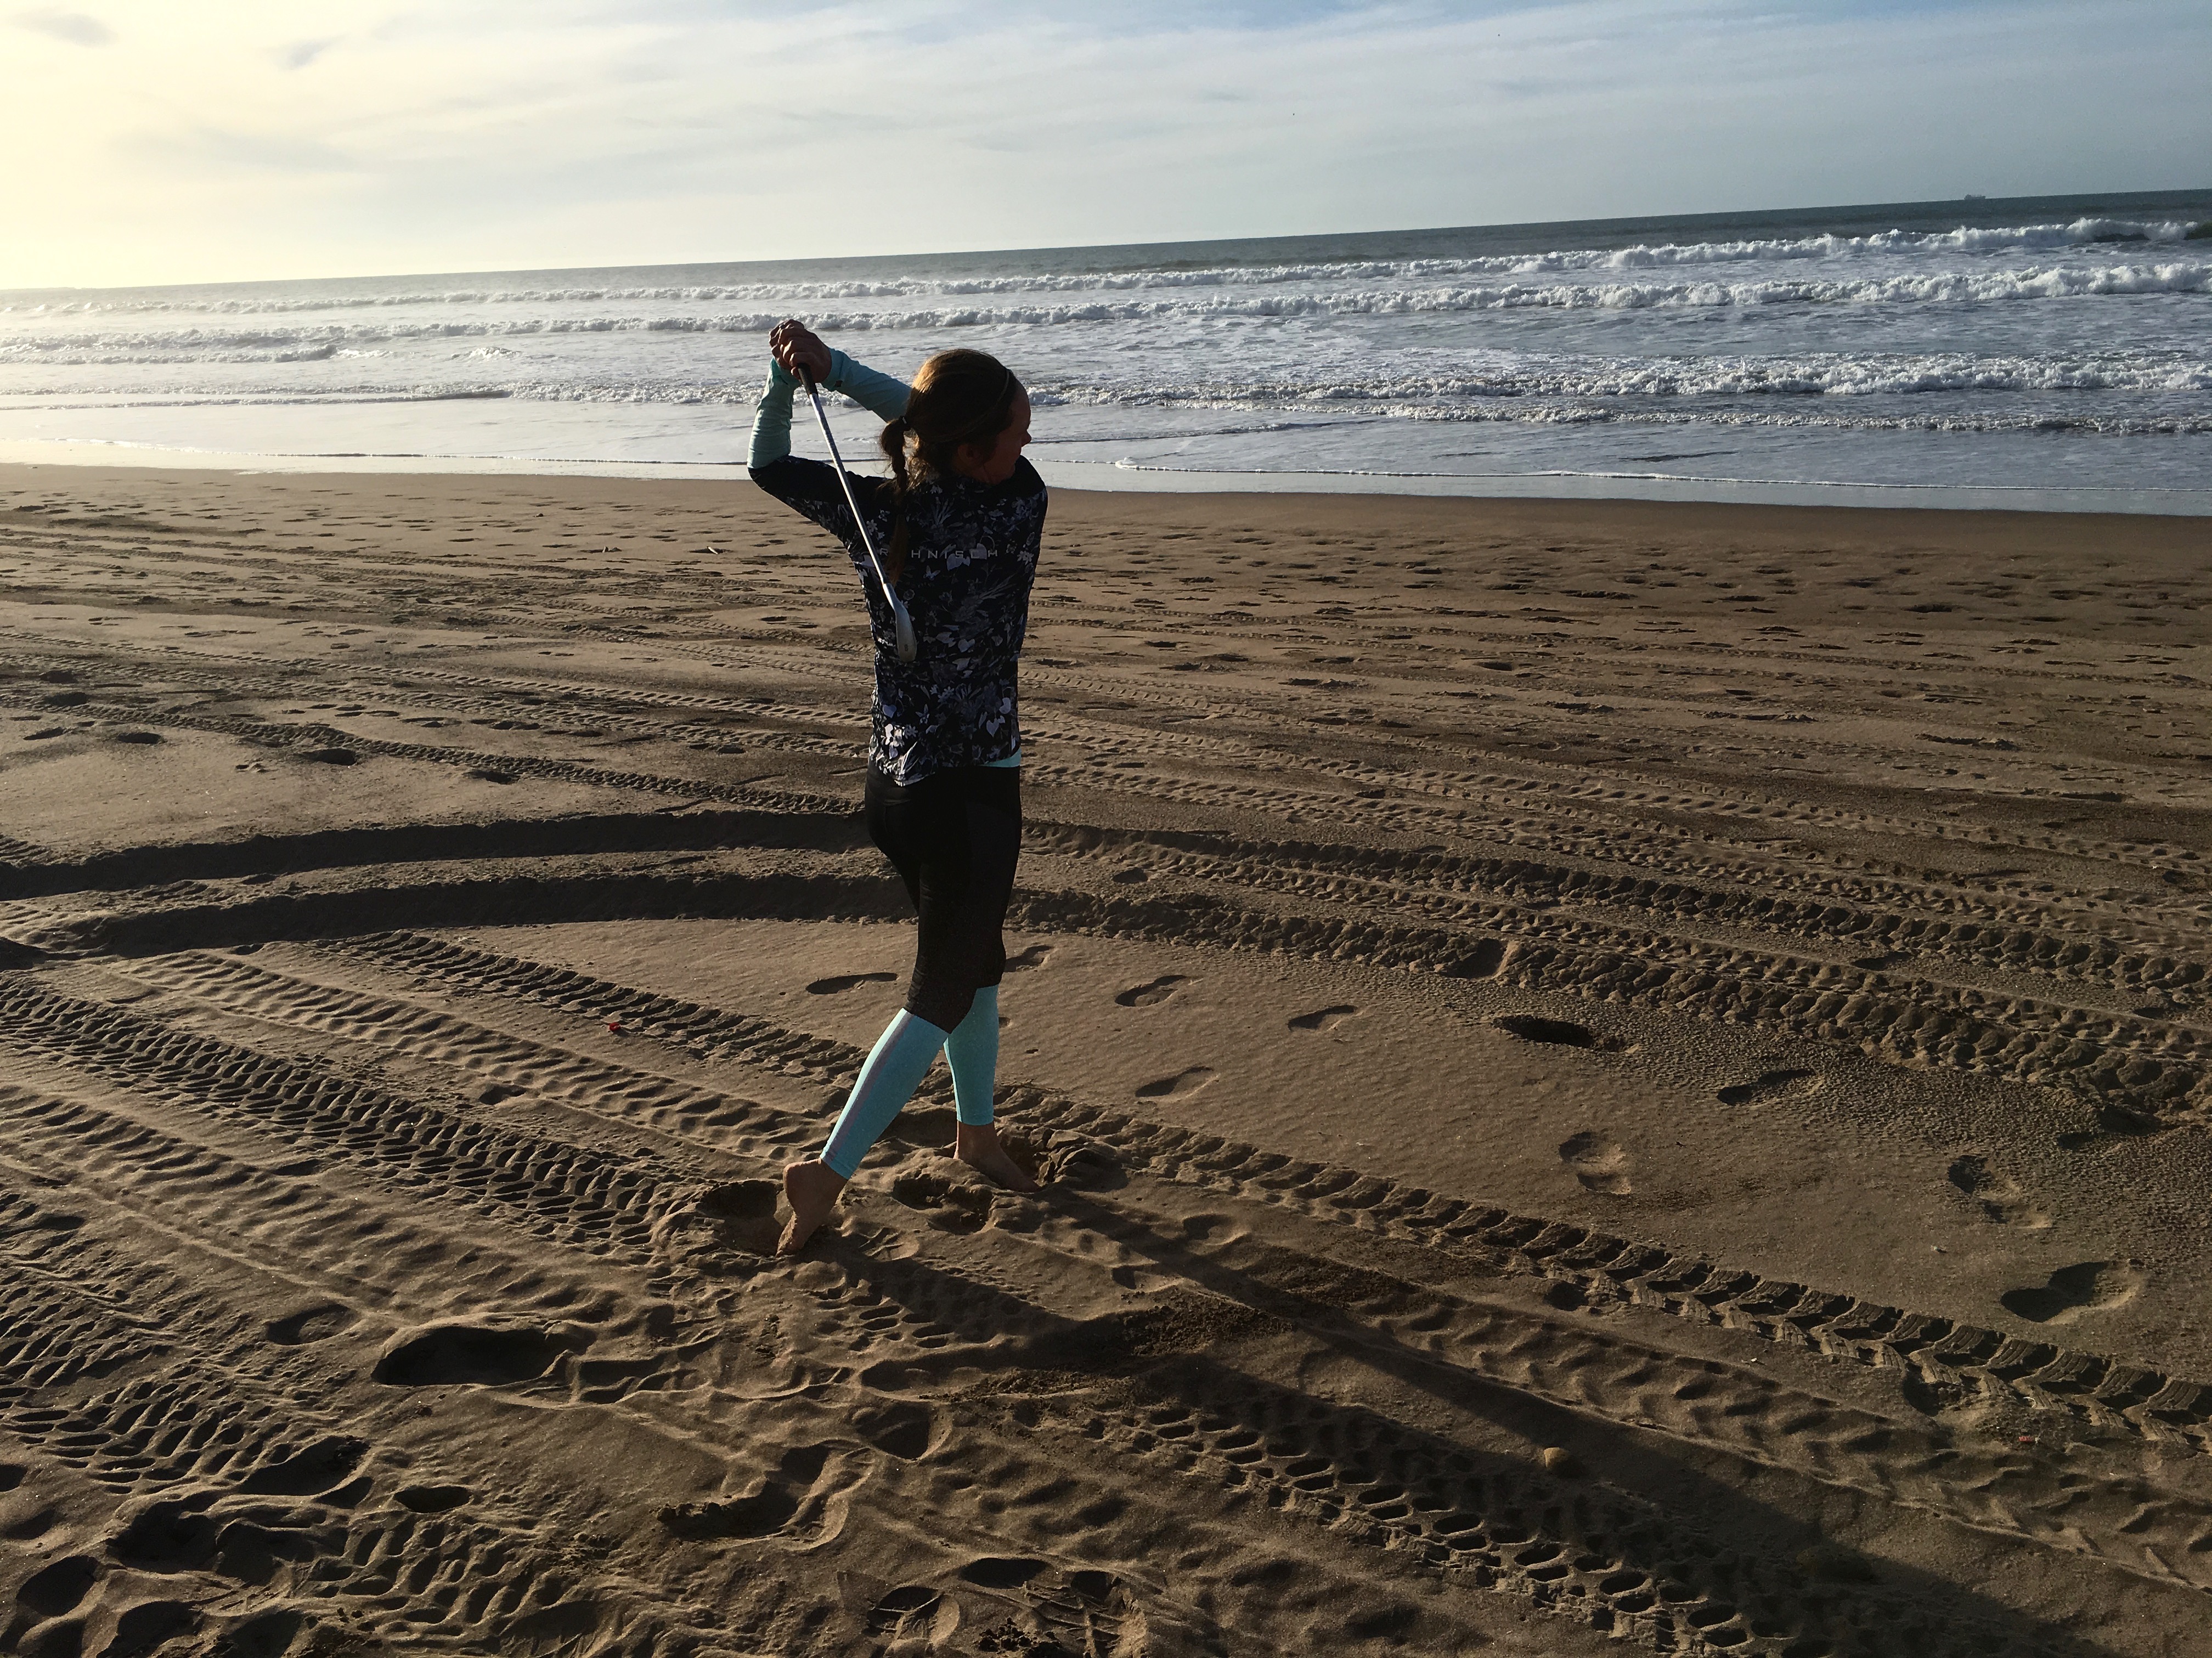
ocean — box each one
[3,188,2208,510]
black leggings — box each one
[865,764,1022,1032]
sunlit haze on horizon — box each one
[3,0,2206,291]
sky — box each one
[3,0,2206,291]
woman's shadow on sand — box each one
[803,1171,2123,1658]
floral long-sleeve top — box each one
[747,349,1045,786]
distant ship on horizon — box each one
[1963,193,1987,200]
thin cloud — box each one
[145,127,360,175]
[1,0,2205,287]
[13,7,111,45]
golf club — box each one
[799,366,917,663]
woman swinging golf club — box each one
[749,318,1043,1254]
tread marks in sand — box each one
[313,932,2212,1459]
[0,1187,728,1657]
[0,937,2160,1654]
[4,832,2195,1121]
[0,978,672,1260]
[107,940,2200,1656]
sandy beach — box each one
[1,460,2209,1657]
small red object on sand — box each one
[607,1020,623,1034]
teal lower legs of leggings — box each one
[943,985,999,1126]
[820,1010,947,1178]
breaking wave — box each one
[2,216,2201,319]
[5,261,2208,365]
[3,191,2204,495]
[12,346,2209,422]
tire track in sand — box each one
[314,930,2212,1457]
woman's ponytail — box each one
[878,415,913,581]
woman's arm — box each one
[748,358,803,471]
[827,353,911,422]
[748,320,910,470]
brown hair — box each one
[877,348,1022,579]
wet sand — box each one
[1,461,2208,1657]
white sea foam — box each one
[6,260,2208,366]
[18,382,2203,437]
[3,196,2205,494]
[1060,353,2212,404]
[14,347,2205,411]
[3,216,2199,320]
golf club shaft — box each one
[798,369,900,607]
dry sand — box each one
[0,463,2208,1657]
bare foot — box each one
[955,1123,1041,1194]
[778,1159,848,1255]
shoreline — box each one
[2,436,2208,516]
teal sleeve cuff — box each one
[749,364,798,470]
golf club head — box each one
[892,601,918,663]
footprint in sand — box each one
[891,1171,994,1234]
[12,1555,99,1625]
[371,1322,578,1387]
[1005,944,1053,972]
[866,1585,947,1639]
[1946,1154,2050,1228]
[2058,1103,2162,1151]
[805,971,898,995]
[956,1559,1127,1654]
[1136,1066,1215,1101]
[1041,1141,1124,1191]
[395,1485,475,1513]
[660,1482,800,1542]
[691,1179,785,1253]
[1115,974,1188,1007]
[1496,1013,1615,1050]
[659,1445,834,1543]
[652,1179,788,1266]
[2000,1260,2145,1324]
[1717,1068,1822,1108]
[1028,1567,1127,1654]
[853,1401,938,1461]
[1558,1131,1632,1196]
[1288,1004,1359,1031]
[265,1304,356,1346]
[106,1600,200,1654]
